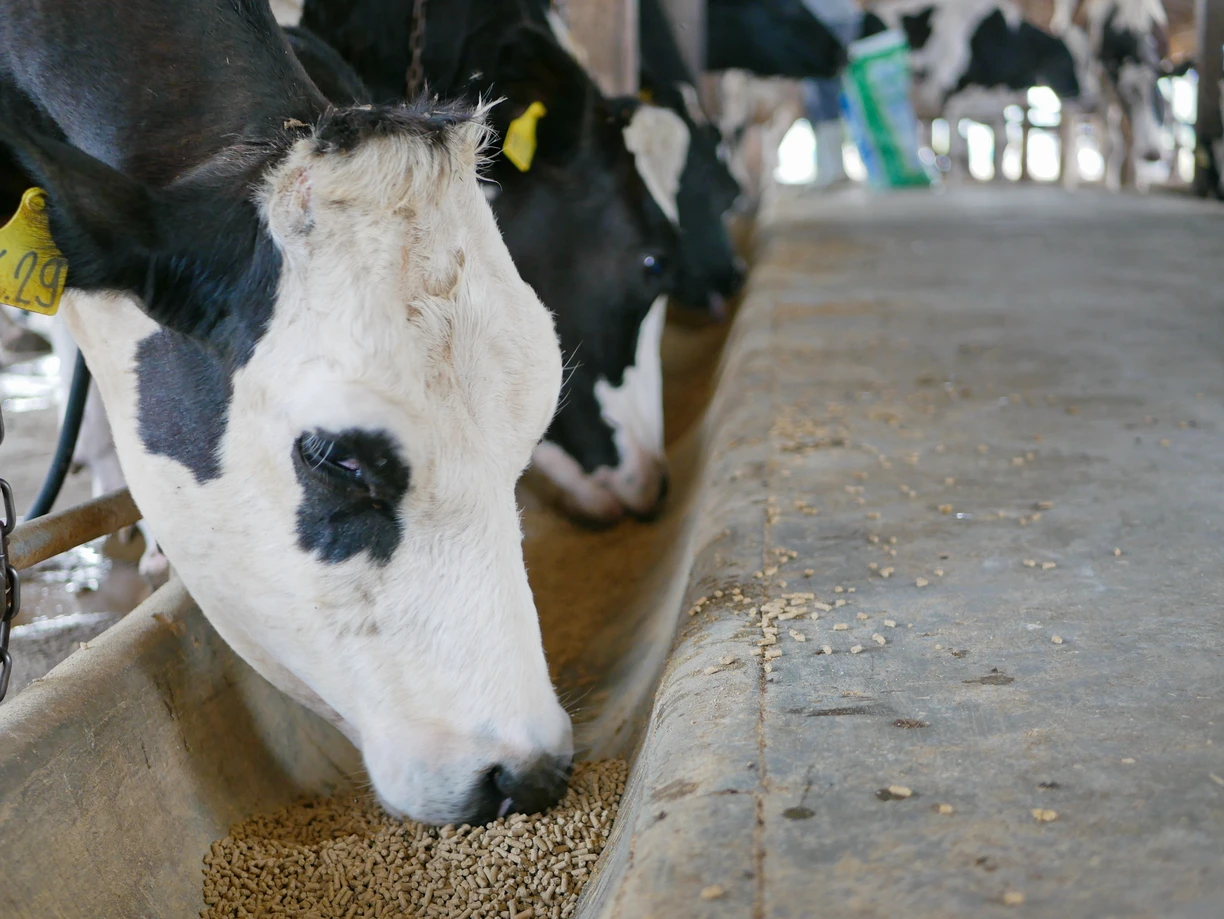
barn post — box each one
[563,0,640,96]
[658,0,707,77]
[1193,0,1223,196]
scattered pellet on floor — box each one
[1041,562,1057,570]
[700,885,726,900]
[200,760,628,919]
[1051,635,1063,645]
[936,804,954,815]
[887,785,913,798]
[850,644,864,654]
[1023,559,1037,568]
[1032,808,1058,823]
[1002,891,1026,906]
[915,578,929,588]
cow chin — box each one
[361,718,574,826]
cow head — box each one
[644,80,746,318]
[3,104,573,826]
[1099,7,1170,163]
[482,26,680,525]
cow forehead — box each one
[244,141,562,460]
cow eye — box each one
[642,253,667,277]
[297,433,364,484]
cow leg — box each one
[1105,104,1125,192]
[992,117,1008,181]
[947,119,969,179]
[1060,112,1080,189]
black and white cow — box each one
[701,0,849,208]
[707,0,848,77]
[866,0,1082,174]
[639,0,746,317]
[0,0,572,825]
[1053,0,1171,187]
[294,0,680,525]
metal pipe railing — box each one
[9,489,141,572]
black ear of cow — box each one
[490,24,595,165]
[0,123,157,296]
[0,123,277,362]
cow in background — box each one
[639,0,746,317]
[865,0,1082,179]
[1052,0,1172,190]
[702,0,849,210]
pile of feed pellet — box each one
[201,760,627,919]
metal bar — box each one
[566,0,639,96]
[9,489,141,572]
[659,0,706,78]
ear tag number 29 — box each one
[0,187,68,316]
[503,101,548,173]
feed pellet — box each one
[201,759,628,919]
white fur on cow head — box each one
[61,112,571,825]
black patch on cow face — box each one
[293,428,411,565]
[134,330,234,483]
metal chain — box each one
[0,397,21,702]
[405,0,428,98]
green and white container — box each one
[840,30,931,189]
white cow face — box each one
[1114,60,1166,162]
[20,105,572,825]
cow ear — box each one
[490,24,593,165]
[0,125,158,297]
[0,125,275,355]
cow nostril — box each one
[492,755,573,818]
[1142,150,1161,162]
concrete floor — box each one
[601,186,1224,917]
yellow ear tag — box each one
[0,188,67,315]
[503,101,548,173]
